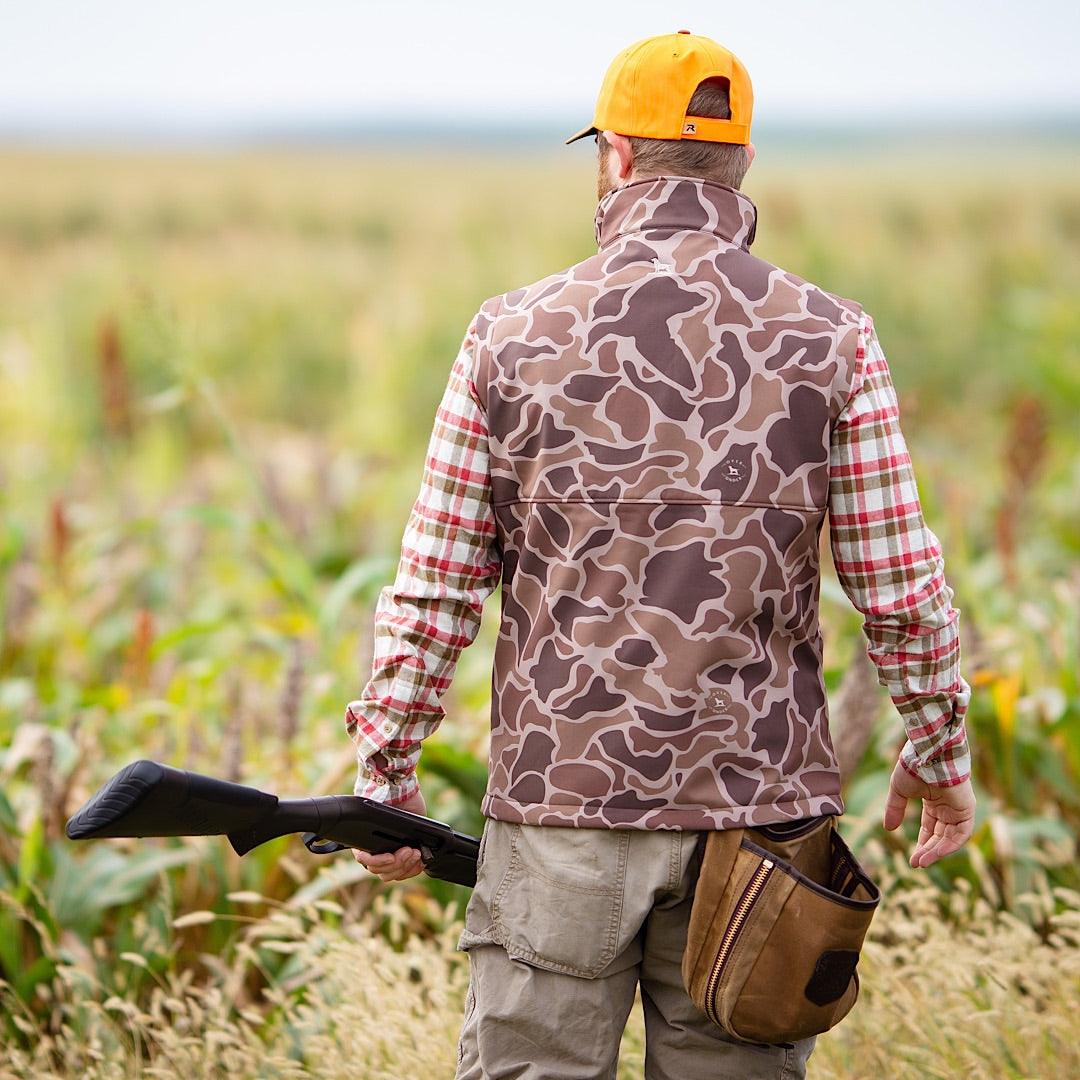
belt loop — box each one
[668,830,684,892]
[694,830,708,867]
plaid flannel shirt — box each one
[344,312,972,804]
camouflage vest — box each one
[472,175,863,830]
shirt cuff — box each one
[898,726,972,787]
[354,762,421,806]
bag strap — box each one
[699,826,745,891]
[684,825,746,987]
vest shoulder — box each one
[818,287,866,330]
[475,256,598,332]
[727,254,868,413]
[473,249,870,343]
[732,250,867,330]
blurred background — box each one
[1,3,1078,1077]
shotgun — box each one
[65,759,480,887]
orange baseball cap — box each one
[565,30,753,147]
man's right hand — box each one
[351,786,429,883]
[883,761,976,868]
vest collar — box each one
[594,175,758,251]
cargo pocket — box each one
[458,821,499,953]
[457,973,477,1067]
[491,822,631,979]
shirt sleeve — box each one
[344,314,501,805]
[827,315,973,787]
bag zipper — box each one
[705,857,775,1023]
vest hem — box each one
[481,792,846,831]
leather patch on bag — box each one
[804,949,860,1006]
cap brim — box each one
[564,123,598,146]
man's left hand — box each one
[883,762,976,868]
[352,787,429,882]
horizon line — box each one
[2,110,1079,151]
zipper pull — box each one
[762,858,774,869]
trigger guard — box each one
[302,832,349,855]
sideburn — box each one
[597,142,616,202]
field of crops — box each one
[1,145,1078,1077]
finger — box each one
[911,817,935,864]
[364,857,398,874]
[912,839,938,867]
[915,820,972,867]
[911,812,941,862]
[368,848,423,881]
[883,785,908,831]
[918,810,935,842]
[389,849,423,876]
[928,828,970,862]
[913,838,946,867]
[354,848,404,872]
[376,852,425,882]
[396,849,425,876]
[382,847,419,870]
[912,817,951,867]
[380,866,422,883]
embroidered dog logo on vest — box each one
[702,687,732,717]
[719,455,748,484]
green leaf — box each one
[319,556,394,632]
[840,769,892,820]
[16,817,45,902]
[49,843,198,935]
[0,786,18,835]
[171,503,243,530]
[149,617,232,659]
[288,860,369,907]
[419,741,488,806]
[0,905,23,978]
[13,954,55,1001]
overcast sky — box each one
[1,0,1078,135]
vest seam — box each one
[472,292,505,422]
[836,315,856,418]
[492,497,823,513]
[463,332,487,417]
[832,304,868,423]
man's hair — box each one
[621,77,750,189]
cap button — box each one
[677,29,691,34]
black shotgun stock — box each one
[65,760,480,888]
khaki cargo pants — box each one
[455,819,817,1080]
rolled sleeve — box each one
[828,315,972,787]
[344,313,502,804]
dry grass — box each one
[2,877,1076,1080]
[2,145,1078,1079]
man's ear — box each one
[602,130,635,182]
[745,142,756,169]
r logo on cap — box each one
[682,121,697,135]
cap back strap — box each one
[679,116,750,144]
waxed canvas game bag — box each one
[682,814,881,1045]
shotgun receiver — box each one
[65,759,480,888]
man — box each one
[346,31,976,1080]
